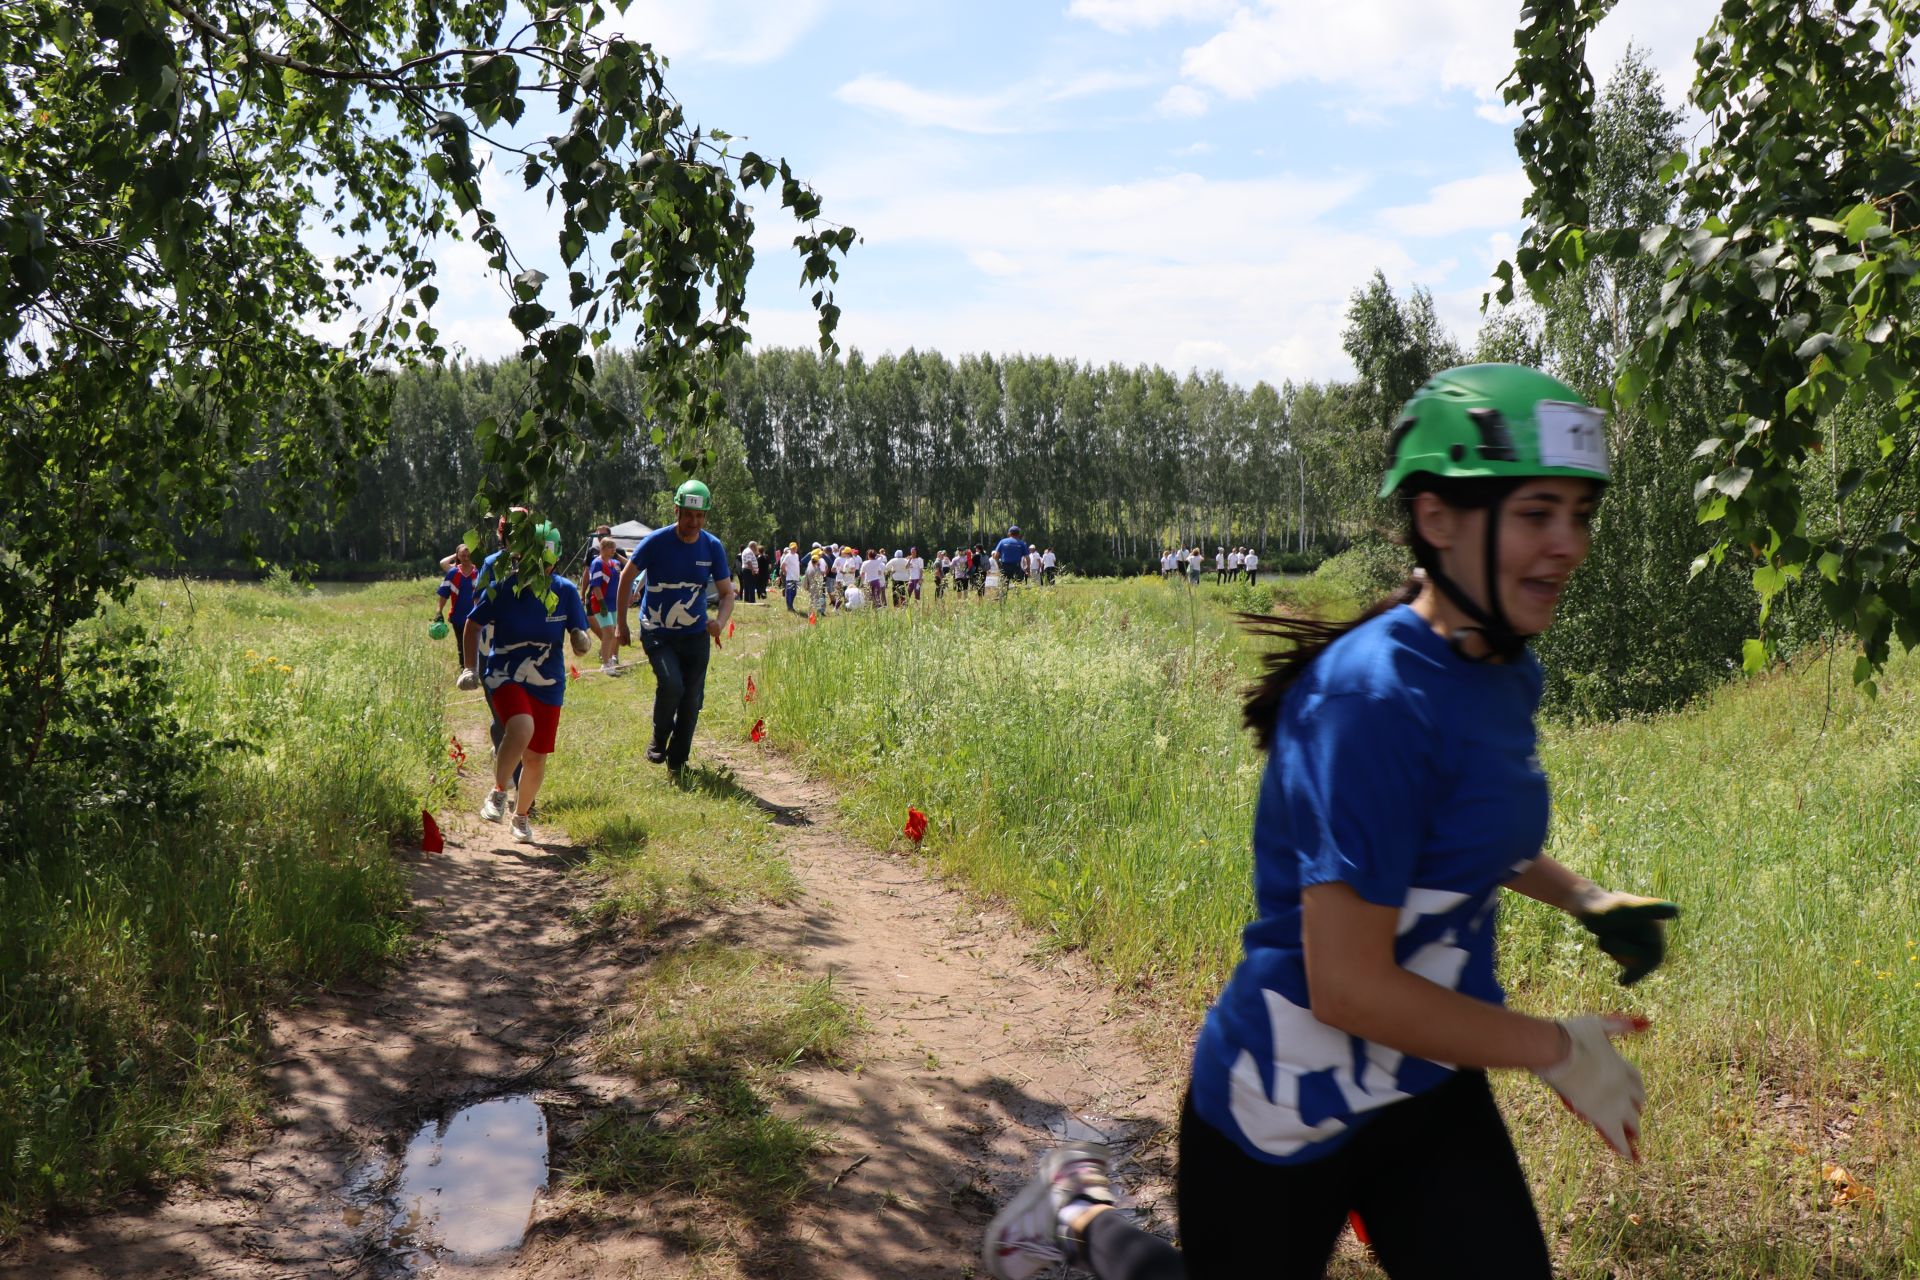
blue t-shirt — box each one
[437,563,478,626]
[630,527,730,633]
[1188,605,1549,1166]
[995,536,1029,570]
[584,554,623,615]
[464,568,588,708]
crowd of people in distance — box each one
[724,533,1061,615]
[1159,545,1261,587]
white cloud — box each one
[1067,0,1237,34]
[837,67,1159,132]
[1375,169,1530,237]
[1174,140,1216,155]
[1157,84,1210,118]
[1167,0,1719,115]
[745,166,1434,385]
[599,0,831,65]
[835,74,1022,133]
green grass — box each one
[0,580,446,1236]
[744,578,1919,1278]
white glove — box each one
[456,668,480,691]
[1534,1015,1646,1160]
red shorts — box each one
[489,682,562,754]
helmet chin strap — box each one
[1425,501,1530,663]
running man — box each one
[457,518,591,843]
[983,364,1677,1280]
[616,479,735,772]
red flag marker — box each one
[750,718,766,743]
[421,809,444,854]
[727,620,735,639]
[904,807,929,843]
[447,735,467,764]
[744,675,757,703]
[568,663,582,680]
[1348,1211,1370,1248]
[808,612,818,625]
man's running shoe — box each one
[982,1141,1115,1280]
[480,788,508,822]
[645,742,667,764]
[603,659,622,676]
[510,813,534,843]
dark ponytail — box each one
[1238,576,1422,752]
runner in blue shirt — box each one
[434,544,478,673]
[616,479,735,772]
[993,525,1029,597]
[983,366,1679,1280]
[457,514,590,844]
[581,534,627,677]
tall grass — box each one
[748,578,1919,1276]
[0,581,446,1234]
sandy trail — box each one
[2,719,1180,1280]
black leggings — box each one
[1085,1071,1550,1279]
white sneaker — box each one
[480,788,508,822]
[510,813,534,843]
[982,1141,1115,1279]
[603,658,620,676]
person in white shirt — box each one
[739,543,759,604]
[907,547,926,600]
[1231,547,1245,580]
[1188,547,1204,587]
[833,550,857,607]
[863,549,888,607]
[779,543,802,612]
[1215,546,1227,585]
[1244,547,1260,586]
[886,548,909,606]
[1161,549,1175,581]
[1042,548,1057,585]
[934,551,952,600]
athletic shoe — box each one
[510,814,534,843]
[645,742,667,764]
[480,788,508,822]
[602,658,621,676]
[982,1141,1115,1280]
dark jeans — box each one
[1174,1071,1549,1279]
[640,628,711,767]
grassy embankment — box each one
[742,576,1918,1279]
[0,579,443,1236]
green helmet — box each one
[1380,364,1609,498]
[674,478,712,511]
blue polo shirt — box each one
[464,568,588,707]
[585,554,623,615]
[629,527,730,634]
[995,536,1029,571]
[1188,605,1549,1165]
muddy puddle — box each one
[345,1094,550,1271]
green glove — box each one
[1576,894,1680,986]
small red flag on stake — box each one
[808,612,818,625]
[727,620,735,639]
[904,807,929,843]
[744,675,757,703]
[568,663,582,680]
[1348,1212,1370,1248]
[447,735,467,764]
[421,809,444,854]
[750,718,766,743]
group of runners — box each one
[1161,545,1261,587]
[428,364,1679,1280]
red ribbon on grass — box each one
[421,809,444,854]
[904,807,929,843]
[750,718,766,743]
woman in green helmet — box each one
[983,365,1679,1280]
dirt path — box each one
[700,743,1179,1278]
[2,720,1180,1280]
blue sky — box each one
[410,0,1720,386]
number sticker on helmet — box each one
[1535,401,1609,477]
